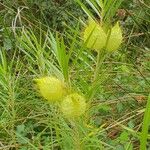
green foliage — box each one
[140,95,150,150]
[1,0,85,31]
[76,0,123,26]
[0,0,149,149]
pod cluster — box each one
[83,19,123,52]
[34,77,86,119]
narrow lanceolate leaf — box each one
[140,95,150,150]
[48,32,70,83]
[76,0,95,20]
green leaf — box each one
[119,131,129,142]
[140,95,150,150]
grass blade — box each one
[140,94,150,150]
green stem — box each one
[88,50,106,100]
[94,50,105,81]
[71,120,82,150]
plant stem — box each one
[71,120,82,150]
[94,50,105,81]
[88,50,106,100]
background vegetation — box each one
[0,0,150,149]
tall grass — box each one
[0,0,149,149]
[140,95,150,150]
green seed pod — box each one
[61,93,86,118]
[34,77,66,102]
[83,19,107,52]
[106,22,123,52]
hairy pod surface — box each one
[83,19,107,52]
[34,77,66,102]
[106,22,123,52]
[61,93,86,118]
